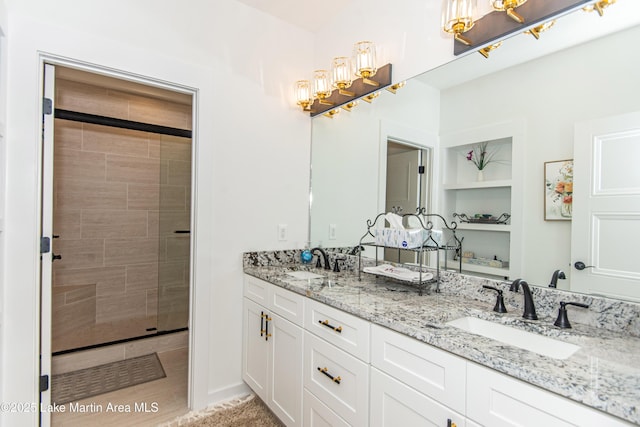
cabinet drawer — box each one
[467,363,633,427]
[269,283,304,327]
[370,367,466,427]
[244,275,269,306]
[303,389,351,427]
[304,332,369,427]
[305,299,370,362]
[371,324,466,414]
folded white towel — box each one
[363,264,433,283]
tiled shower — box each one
[51,70,192,353]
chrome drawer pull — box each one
[317,367,341,385]
[319,319,343,333]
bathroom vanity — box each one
[242,250,640,427]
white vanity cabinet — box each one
[303,299,371,427]
[466,363,634,427]
[370,324,469,427]
[242,276,304,427]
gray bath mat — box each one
[52,353,166,404]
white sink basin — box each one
[285,271,325,280]
[446,316,580,360]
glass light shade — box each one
[313,70,332,100]
[295,80,312,109]
[441,0,477,35]
[331,57,352,90]
[353,41,377,79]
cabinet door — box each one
[370,367,466,427]
[467,363,633,427]
[242,298,269,402]
[269,313,303,427]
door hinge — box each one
[40,237,51,254]
[43,98,53,115]
[40,375,49,392]
[418,165,425,174]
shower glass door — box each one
[157,134,192,332]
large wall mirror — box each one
[309,2,640,302]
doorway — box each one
[384,140,431,264]
[40,63,194,425]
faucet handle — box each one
[482,285,507,313]
[554,301,589,329]
[333,258,346,272]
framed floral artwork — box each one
[544,159,573,221]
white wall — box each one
[1,1,313,425]
[0,0,7,411]
[439,24,640,288]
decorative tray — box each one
[453,212,510,224]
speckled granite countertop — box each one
[243,251,640,425]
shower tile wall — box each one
[52,78,191,353]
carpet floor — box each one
[51,353,166,405]
[167,394,284,427]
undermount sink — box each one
[446,316,580,360]
[285,271,325,280]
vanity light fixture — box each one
[583,0,616,16]
[353,41,378,86]
[332,56,355,96]
[441,0,477,46]
[478,42,502,58]
[491,0,528,23]
[313,69,334,106]
[525,20,556,39]
[449,0,600,57]
[295,80,313,112]
[294,41,391,117]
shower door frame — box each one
[38,54,198,426]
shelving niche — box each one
[440,126,522,279]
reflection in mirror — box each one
[309,5,640,301]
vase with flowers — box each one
[546,161,573,218]
[466,141,499,181]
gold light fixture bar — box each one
[583,0,616,16]
[309,63,392,117]
[453,0,594,56]
[386,82,406,94]
[525,20,556,39]
[478,42,502,58]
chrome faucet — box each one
[548,269,566,288]
[311,247,331,270]
[509,279,538,320]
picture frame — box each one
[544,159,573,221]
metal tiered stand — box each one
[357,209,463,295]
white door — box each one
[385,146,423,263]
[572,111,640,301]
[40,63,55,427]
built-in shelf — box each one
[443,179,512,190]
[442,261,510,277]
[455,223,511,232]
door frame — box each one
[37,53,198,422]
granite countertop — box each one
[243,262,640,425]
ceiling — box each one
[237,0,354,33]
[234,0,351,32]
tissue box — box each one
[376,228,428,249]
